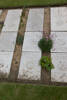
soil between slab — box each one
[9,8,29,80]
[0,10,8,23]
[41,8,51,83]
[0,10,8,33]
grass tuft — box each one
[16,34,24,45]
[38,38,53,53]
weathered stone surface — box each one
[26,8,44,32]
[0,52,13,78]
[2,9,22,32]
[51,7,67,31]
[23,32,43,52]
[51,32,67,52]
[0,9,22,79]
[18,52,41,80]
[0,10,2,15]
[0,32,18,52]
[51,53,67,82]
[18,9,44,80]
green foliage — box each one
[38,38,53,53]
[16,34,24,45]
[40,56,54,71]
[0,83,67,100]
[0,0,67,8]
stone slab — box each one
[0,52,13,78]
[18,52,41,80]
[0,32,17,52]
[2,9,22,32]
[51,53,67,82]
[51,7,67,31]
[51,32,67,52]
[26,8,44,32]
[23,32,43,52]
[0,10,2,15]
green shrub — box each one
[16,34,24,45]
[38,38,53,53]
[40,56,54,71]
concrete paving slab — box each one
[0,10,2,15]
[23,32,43,52]
[51,53,67,82]
[26,8,44,32]
[18,52,41,80]
[0,32,17,52]
[51,32,67,52]
[51,7,67,31]
[2,9,22,32]
[0,52,13,78]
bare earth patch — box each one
[0,10,8,33]
[41,8,51,83]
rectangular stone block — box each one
[23,32,43,52]
[18,52,41,80]
[51,32,67,52]
[0,32,17,52]
[0,52,13,78]
[51,7,67,31]
[0,10,2,15]
[51,53,67,82]
[26,8,44,32]
[2,9,22,32]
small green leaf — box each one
[40,56,54,71]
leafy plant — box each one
[38,38,53,53]
[40,56,54,71]
[16,34,24,45]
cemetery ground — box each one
[0,7,67,99]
